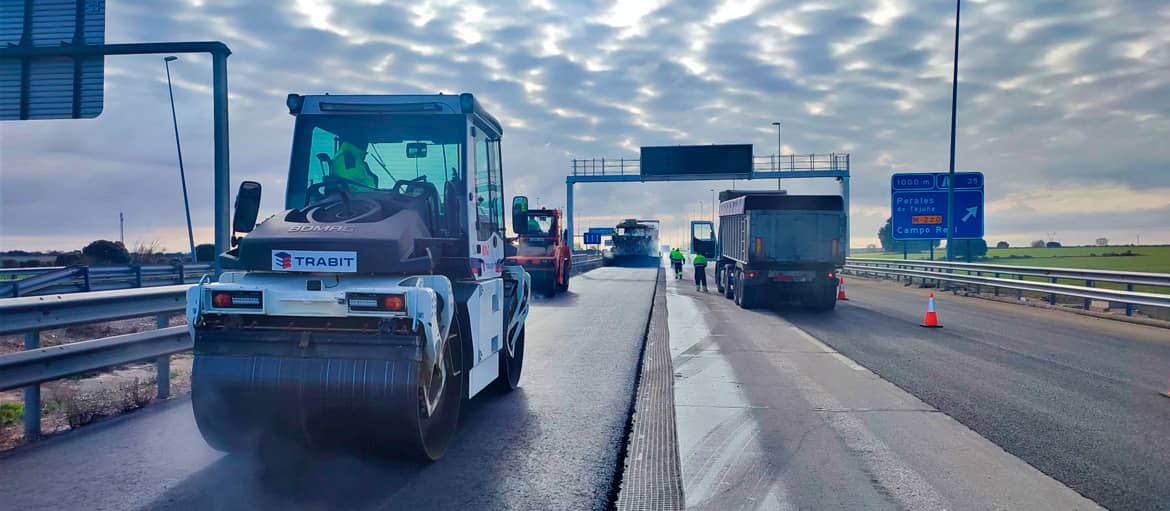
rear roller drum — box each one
[402,318,465,461]
[493,326,525,391]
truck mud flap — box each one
[191,330,430,456]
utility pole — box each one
[771,121,782,190]
[164,56,197,263]
[944,0,961,260]
[119,211,125,245]
[709,188,716,224]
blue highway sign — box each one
[586,227,615,235]
[583,232,603,245]
[891,172,984,240]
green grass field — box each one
[854,246,1170,274]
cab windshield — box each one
[286,114,466,211]
[525,213,556,237]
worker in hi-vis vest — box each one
[692,253,708,292]
[669,248,684,279]
[331,141,378,189]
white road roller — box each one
[187,93,529,461]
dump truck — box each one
[507,199,571,297]
[602,218,661,267]
[186,93,530,461]
[715,191,845,310]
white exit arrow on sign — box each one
[961,206,979,222]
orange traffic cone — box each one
[1162,376,1170,399]
[837,277,849,301]
[920,292,942,328]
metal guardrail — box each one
[0,327,190,393]
[570,153,849,177]
[844,258,1170,315]
[0,263,212,298]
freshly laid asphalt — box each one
[0,267,658,511]
[4,265,1167,510]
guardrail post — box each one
[994,273,999,296]
[81,266,91,292]
[1017,274,1023,300]
[1084,280,1094,310]
[134,265,144,288]
[175,262,185,285]
[974,271,981,295]
[1049,277,1057,304]
[155,313,171,399]
[1125,283,1134,316]
[23,330,41,441]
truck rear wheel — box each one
[734,270,757,309]
[558,262,570,292]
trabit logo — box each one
[274,251,292,269]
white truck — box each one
[186,93,529,461]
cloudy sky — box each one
[2,0,1169,253]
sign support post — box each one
[2,42,232,273]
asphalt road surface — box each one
[667,271,1102,510]
[778,277,1170,511]
[0,267,658,511]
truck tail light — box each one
[754,237,763,257]
[210,290,263,309]
[348,293,406,312]
[746,271,759,279]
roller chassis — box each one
[187,266,530,460]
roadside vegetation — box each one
[855,245,1170,274]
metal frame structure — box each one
[0,41,233,271]
[566,153,851,250]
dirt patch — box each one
[0,353,193,450]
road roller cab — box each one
[506,202,571,297]
[187,93,530,461]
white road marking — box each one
[789,325,868,372]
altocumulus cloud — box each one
[1,0,1168,251]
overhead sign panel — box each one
[0,0,106,120]
[586,227,615,235]
[640,144,752,179]
[583,232,602,245]
[890,172,984,240]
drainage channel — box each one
[612,268,685,511]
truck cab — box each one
[508,201,571,296]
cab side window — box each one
[487,139,504,235]
[475,132,495,241]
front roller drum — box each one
[191,323,464,461]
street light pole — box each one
[709,188,716,224]
[771,121,782,190]
[164,56,197,263]
[944,0,961,261]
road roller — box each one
[186,93,530,461]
